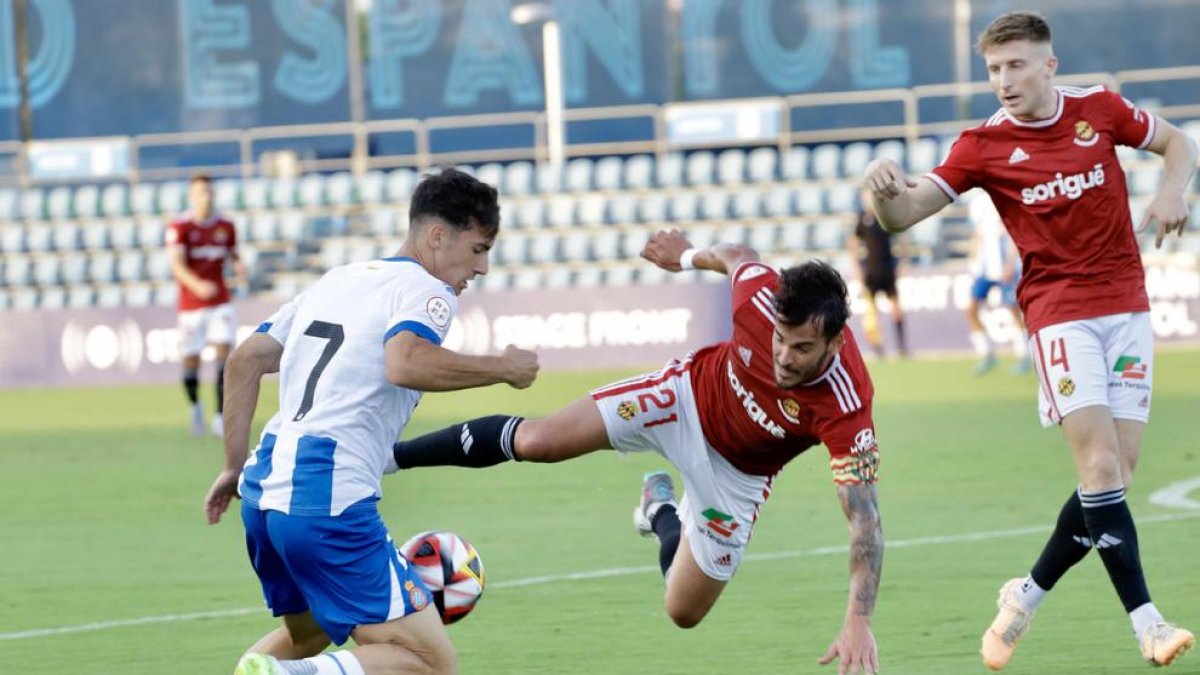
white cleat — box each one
[633,470,678,539]
[211,413,224,438]
[189,402,206,437]
[1140,622,1194,667]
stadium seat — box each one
[357,171,386,204]
[214,179,241,212]
[638,193,667,222]
[279,211,307,241]
[475,163,504,190]
[0,287,9,309]
[656,154,684,187]
[669,192,699,221]
[496,232,527,265]
[779,221,809,250]
[145,250,171,281]
[157,181,187,215]
[732,188,762,219]
[700,190,731,221]
[125,282,153,307]
[116,249,146,282]
[619,228,649,260]
[593,156,623,190]
[592,229,622,261]
[781,146,810,180]
[109,218,137,249]
[479,269,510,291]
[763,187,794,218]
[543,267,572,290]
[503,161,534,195]
[19,188,46,220]
[0,188,19,219]
[153,280,179,307]
[608,194,637,225]
[325,172,357,205]
[510,268,542,290]
[1,224,25,253]
[101,184,129,216]
[795,187,824,215]
[637,265,669,286]
[1128,165,1161,196]
[73,184,100,218]
[576,194,606,226]
[38,285,65,309]
[46,186,73,219]
[320,239,348,270]
[243,179,270,210]
[528,232,559,263]
[560,231,591,262]
[26,225,52,252]
[685,151,715,186]
[3,255,31,285]
[624,155,654,189]
[60,252,88,285]
[811,144,842,179]
[717,224,747,245]
[239,245,259,281]
[66,285,95,308]
[546,196,576,227]
[747,147,779,183]
[574,267,602,287]
[271,180,298,209]
[80,219,110,250]
[95,284,122,308]
[535,163,564,193]
[825,184,859,213]
[130,183,157,215]
[367,209,396,237]
[298,174,326,207]
[11,286,38,310]
[249,214,280,243]
[874,139,905,168]
[88,251,117,283]
[717,148,747,185]
[51,222,82,251]
[564,158,594,192]
[748,222,779,252]
[604,265,635,286]
[514,199,546,229]
[136,218,164,248]
[908,137,940,173]
[809,218,847,250]
[33,255,62,285]
[908,214,944,255]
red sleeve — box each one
[1099,90,1157,150]
[928,133,983,201]
[818,403,880,486]
[730,261,778,312]
[165,220,185,247]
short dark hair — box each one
[977,10,1051,54]
[409,167,501,238]
[189,173,213,186]
[773,260,850,341]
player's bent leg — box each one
[1061,405,1124,492]
[662,532,728,629]
[351,606,456,674]
[514,394,612,463]
[1113,419,1145,488]
[244,611,331,660]
[981,578,1038,670]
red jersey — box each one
[688,262,879,483]
[165,212,238,310]
[929,85,1154,333]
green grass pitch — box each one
[1,351,1198,674]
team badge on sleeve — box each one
[830,427,880,485]
[426,297,452,328]
[404,579,429,611]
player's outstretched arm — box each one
[863,158,952,234]
[640,228,760,275]
[385,332,539,392]
[819,482,883,675]
[204,332,282,525]
[1141,118,1199,248]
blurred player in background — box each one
[203,169,539,675]
[166,174,247,437]
[847,189,908,358]
[863,10,1197,670]
[964,192,1030,375]
[393,231,884,675]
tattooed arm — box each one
[819,482,883,674]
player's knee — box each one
[666,605,706,629]
[513,421,560,463]
[1077,449,1123,492]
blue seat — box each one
[747,147,778,183]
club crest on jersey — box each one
[212,228,228,244]
[616,400,637,420]
[1073,120,1099,147]
[426,297,452,328]
[777,398,801,423]
[1058,377,1076,396]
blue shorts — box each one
[241,500,433,645]
[970,275,1018,306]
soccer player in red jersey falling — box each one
[863,10,1197,670]
[166,174,246,437]
[393,231,884,675]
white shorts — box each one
[592,359,773,581]
[1029,312,1153,428]
[178,303,237,357]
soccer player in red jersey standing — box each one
[391,231,884,675]
[863,10,1197,670]
[166,174,247,437]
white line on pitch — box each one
[2,511,1197,641]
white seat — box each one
[624,155,654,189]
[528,232,559,263]
[825,184,859,214]
[0,225,25,253]
[546,196,576,227]
[536,163,564,193]
[842,142,875,177]
[669,192,699,221]
[33,255,62,285]
[158,181,187,214]
[656,154,684,187]
[95,284,123,308]
[503,162,534,195]
[125,282,154,307]
[560,231,591,262]
[717,148,747,185]
[271,180,298,208]
[326,172,357,204]
[700,190,731,221]
[475,163,504,190]
[795,187,824,215]
[732,188,762,219]
[638,193,667,223]
[60,252,89,285]
[577,194,606,226]
[908,137,940,173]
[592,229,621,261]
[514,199,546,229]
[81,220,111,250]
[136,218,164,248]
[67,285,96,308]
[145,249,172,281]
[46,187,73,219]
[747,147,778,182]
[685,151,716,186]
[73,185,100,218]
[298,174,326,207]
[358,171,386,203]
[608,195,637,225]
[497,232,527,265]
[214,179,241,212]
[116,249,146,282]
[811,144,842,179]
[781,146,809,180]
[594,157,623,190]
[130,183,157,215]
[51,222,82,251]
[620,229,649,259]
[3,255,32,285]
[109,218,137,249]
[26,225,52,252]
[763,187,793,217]
[88,251,117,283]
[748,222,778,252]
[564,158,594,192]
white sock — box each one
[970,331,993,358]
[1130,602,1165,638]
[1014,574,1047,610]
[277,652,365,675]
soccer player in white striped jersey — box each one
[203,169,539,675]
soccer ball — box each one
[397,531,486,625]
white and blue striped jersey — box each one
[238,256,457,516]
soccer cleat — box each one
[633,470,678,539]
[1139,622,1194,667]
[981,578,1036,670]
[234,653,283,675]
[211,413,224,437]
[190,402,206,437]
[974,353,998,376]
